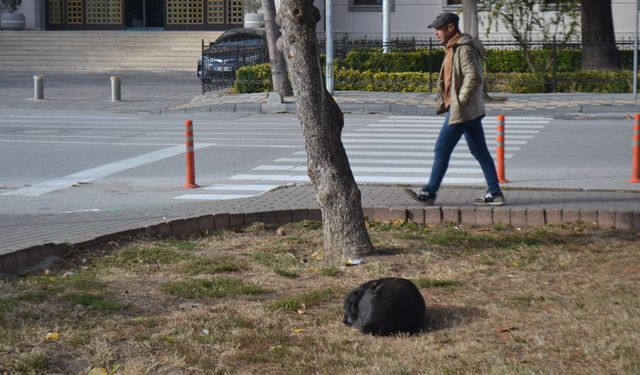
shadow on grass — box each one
[423,304,486,332]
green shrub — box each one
[486,70,632,93]
[235,64,631,94]
[234,63,272,93]
[340,48,630,73]
[484,49,582,73]
[341,48,443,73]
[335,69,436,92]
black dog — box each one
[343,277,426,335]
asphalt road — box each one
[0,109,638,216]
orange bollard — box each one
[184,119,199,189]
[630,114,640,183]
[496,114,509,183]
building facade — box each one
[5,0,639,39]
[11,0,245,30]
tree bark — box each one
[277,0,373,265]
[262,0,293,96]
[463,0,479,39]
[581,0,619,70]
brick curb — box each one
[1,206,638,275]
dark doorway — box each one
[126,0,164,28]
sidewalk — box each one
[1,71,639,274]
[0,71,637,118]
[175,90,640,119]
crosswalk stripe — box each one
[293,150,515,158]
[367,123,546,128]
[203,184,279,191]
[253,165,481,174]
[230,174,484,185]
[3,144,211,197]
[343,144,521,151]
[354,128,540,134]
[173,115,547,201]
[342,138,529,145]
[343,133,534,139]
[388,115,552,120]
[275,158,493,165]
[378,120,550,125]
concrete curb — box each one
[2,205,638,275]
[165,101,636,119]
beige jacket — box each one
[435,33,485,125]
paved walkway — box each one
[1,71,639,274]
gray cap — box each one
[428,12,459,29]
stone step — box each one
[0,30,224,72]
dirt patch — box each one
[1,221,639,374]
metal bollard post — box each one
[496,114,509,183]
[184,119,199,189]
[110,76,121,101]
[630,113,640,183]
[33,75,44,100]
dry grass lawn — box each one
[1,220,639,374]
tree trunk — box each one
[262,0,293,97]
[463,0,479,39]
[581,0,619,70]
[277,0,373,265]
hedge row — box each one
[338,48,634,73]
[234,64,632,94]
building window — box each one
[443,0,461,10]
[349,0,395,12]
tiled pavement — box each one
[2,185,640,274]
[1,71,639,273]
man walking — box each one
[406,12,505,206]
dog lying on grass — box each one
[343,277,426,335]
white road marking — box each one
[230,174,484,184]
[171,115,548,201]
[354,128,540,134]
[203,184,279,191]
[343,133,534,139]
[293,150,515,158]
[343,138,529,145]
[275,158,487,166]
[368,123,546,128]
[253,165,481,174]
[2,144,210,197]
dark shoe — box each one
[473,191,506,206]
[404,188,436,205]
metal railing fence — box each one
[209,37,636,94]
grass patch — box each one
[163,238,198,251]
[182,256,246,275]
[319,266,342,277]
[160,277,267,299]
[103,244,191,267]
[1,224,639,374]
[269,288,336,311]
[293,219,322,230]
[66,293,126,312]
[412,277,460,288]
[273,268,300,279]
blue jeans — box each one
[424,112,501,195]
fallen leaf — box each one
[45,331,61,341]
[497,326,519,333]
[297,304,306,315]
[292,328,306,334]
[88,368,108,375]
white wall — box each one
[312,0,639,40]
